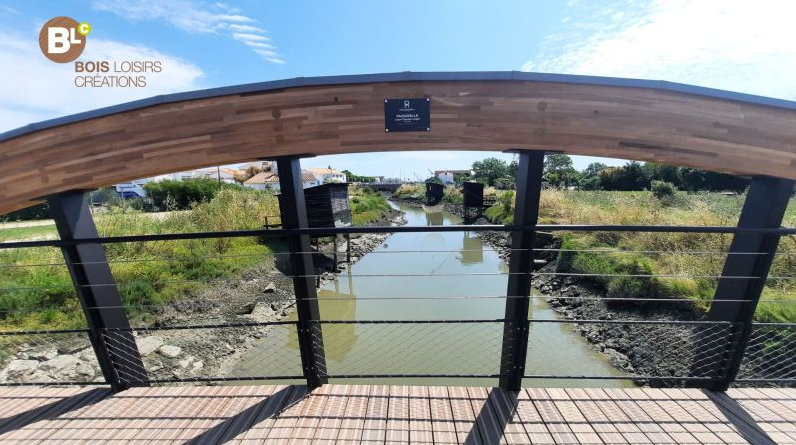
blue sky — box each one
[1,1,794,179]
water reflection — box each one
[461,232,484,265]
[235,201,630,387]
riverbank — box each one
[403,197,705,385]
[0,209,406,384]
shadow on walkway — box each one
[0,387,110,436]
[704,390,778,445]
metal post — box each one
[346,233,351,264]
[499,150,544,391]
[699,176,793,390]
[47,191,147,391]
[276,157,327,388]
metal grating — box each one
[737,323,796,382]
[313,321,509,378]
[101,322,303,384]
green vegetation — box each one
[391,183,425,200]
[342,169,377,183]
[472,157,516,187]
[484,190,515,224]
[349,185,392,225]
[0,188,283,331]
[483,188,796,322]
[0,183,395,331]
[143,178,241,211]
[0,225,56,242]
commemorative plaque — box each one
[384,98,430,132]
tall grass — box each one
[0,189,282,330]
[536,190,796,322]
[349,185,392,225]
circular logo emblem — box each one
[39,17,87,63]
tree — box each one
[544,153,573,174]
[643,163,681,186]
[143,178,240,211]
[543,154,579,188]
[582,162,608,178]
[341,169,376,183]
[472,158,509,186]
[599,161,651,191]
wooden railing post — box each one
[499,150,544,391]
[276,157,328,388]
[697,176,793,390]
[47,191,147,390]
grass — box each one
[0,188,283,331]
[481,188,796,322]
[349,185,392,225]
[0,225,57,242]
[0,186,394,331]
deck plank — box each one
[408,385,434,444]
[360,385,388,445]
[385,385,410,444]
[0,384,793,444]
[448,386,482,445]
[428,386,458,445]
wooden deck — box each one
[0,385,794,444]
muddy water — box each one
[233,201,629,387]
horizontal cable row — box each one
[3,222,796,249]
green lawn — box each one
[0,224,57,242]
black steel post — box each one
[499,150,545,391]
[699,176,793,390]
[276,157,328,388]
[47,191,147,390]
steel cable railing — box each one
[0,222,795,388]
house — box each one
[196,168,240,184]
[243,170,321,192]
[239,161,271,172]
[435,169,472,185]
[308,166,347,183]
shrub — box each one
[144,179,241,211]
[498,190,515,209]
[651,180,677,201]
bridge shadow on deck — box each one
[0,384,793,444]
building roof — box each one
[201,167,238,177]
[244,172,279,185]
[239,161,271,171]
[435,170,472,175]
[309,167,344,175]
[244,170,317,185]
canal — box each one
[234,201,629,387]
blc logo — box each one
[39,17,91,63]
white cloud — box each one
[522,0,796,100]
[93,0,285,64]
[0,32,204,133]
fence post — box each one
[276,157,328,388]
[499,150,545,391]
[698,176,793,391]
[47,191,147,391]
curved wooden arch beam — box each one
[1,72,796,215]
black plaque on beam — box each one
[384,98,430,132]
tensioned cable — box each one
[0,271,774,292]
[0,248,774,271]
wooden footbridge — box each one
[1,72,796,443]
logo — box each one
[39,17,90,63]
[403,100,411,109]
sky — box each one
[1,0,795,179]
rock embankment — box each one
[473,215,710,386]
[0,341,101,384]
